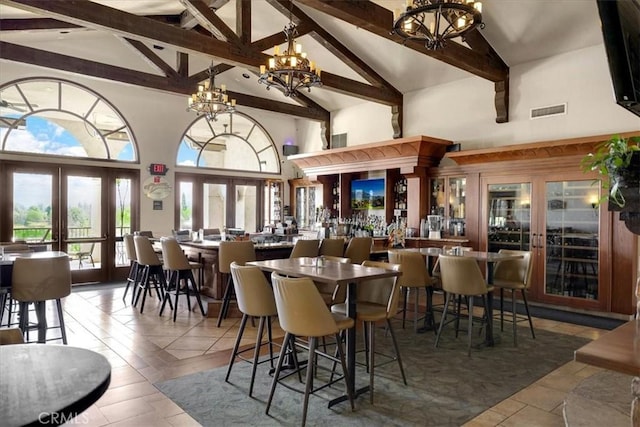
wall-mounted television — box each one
[351,178,385,210]
[596,0,640,118]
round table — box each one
[0,344,111,426]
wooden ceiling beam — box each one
[0,18,79,31]
[181,0,240,44]
[251,21,313,52]
[0,41,328,122]
[268,0,396,91]
[0,0,265,68]
[179,0,229,30]
[123,38,180,79]
[319,72,399,106]
[295,0,508,83]
[236,0,251,45]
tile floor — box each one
[14,285,617,426]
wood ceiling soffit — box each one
[0,0,266,68]
[446,131,640,165]
[123,38,180,79]
[289,136,451,176]
[181,0,241,44]
[0,41,328,122]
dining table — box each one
[398,247,524,346]
[247,256,401,407]
[0,344,111,426]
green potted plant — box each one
[580,134,640,209]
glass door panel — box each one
[203,183,227,231]
[544,180,600,300]
[235,184,258,233]
[449,177,466,236]
[114,177,132,268]
[179,181,193,230]
[487,183,532,252]
[12,172,55,248]
[64,175,103,272]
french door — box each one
[1,161,139,284]
[175,173,264,233]
[481,172,611,311]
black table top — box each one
[0,344,111,426]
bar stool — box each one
[159,238,206,322]
[216,241,256,327]
[435,255,493,356]
[122,234,143,304]
[225,262,279,397]
[133,235,169,314]
[331,260,406,403]
[12,254,71,344]
[267,272,355,426]
[318,238,345,257]
[388,250,438,333]
[344,236,372,264]
[289,239,320,258]
[492,249,535,346]
[0,244,33,327]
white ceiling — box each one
[0,0,605,111]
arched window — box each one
[0,78,137,162]
[177,111,280,173]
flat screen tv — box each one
[596,0,640,118]
[351,178,385,210]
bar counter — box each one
[179,241,294,299]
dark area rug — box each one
[155,323,590,427]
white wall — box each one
[330,44,640,150]
[0,62,302,235]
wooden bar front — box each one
[180,241,294,299]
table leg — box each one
[328,281,368,408]
[34,301,47,343]
[632,377,639,427]
[485,263,495,347]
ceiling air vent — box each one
[530,103,567,119]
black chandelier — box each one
[258,20,322,97]
[392,0,484,50]
[187,65,236,121]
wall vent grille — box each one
[530,103,567,119]
[331,133,347,148]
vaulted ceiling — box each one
[0,0,604,145]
